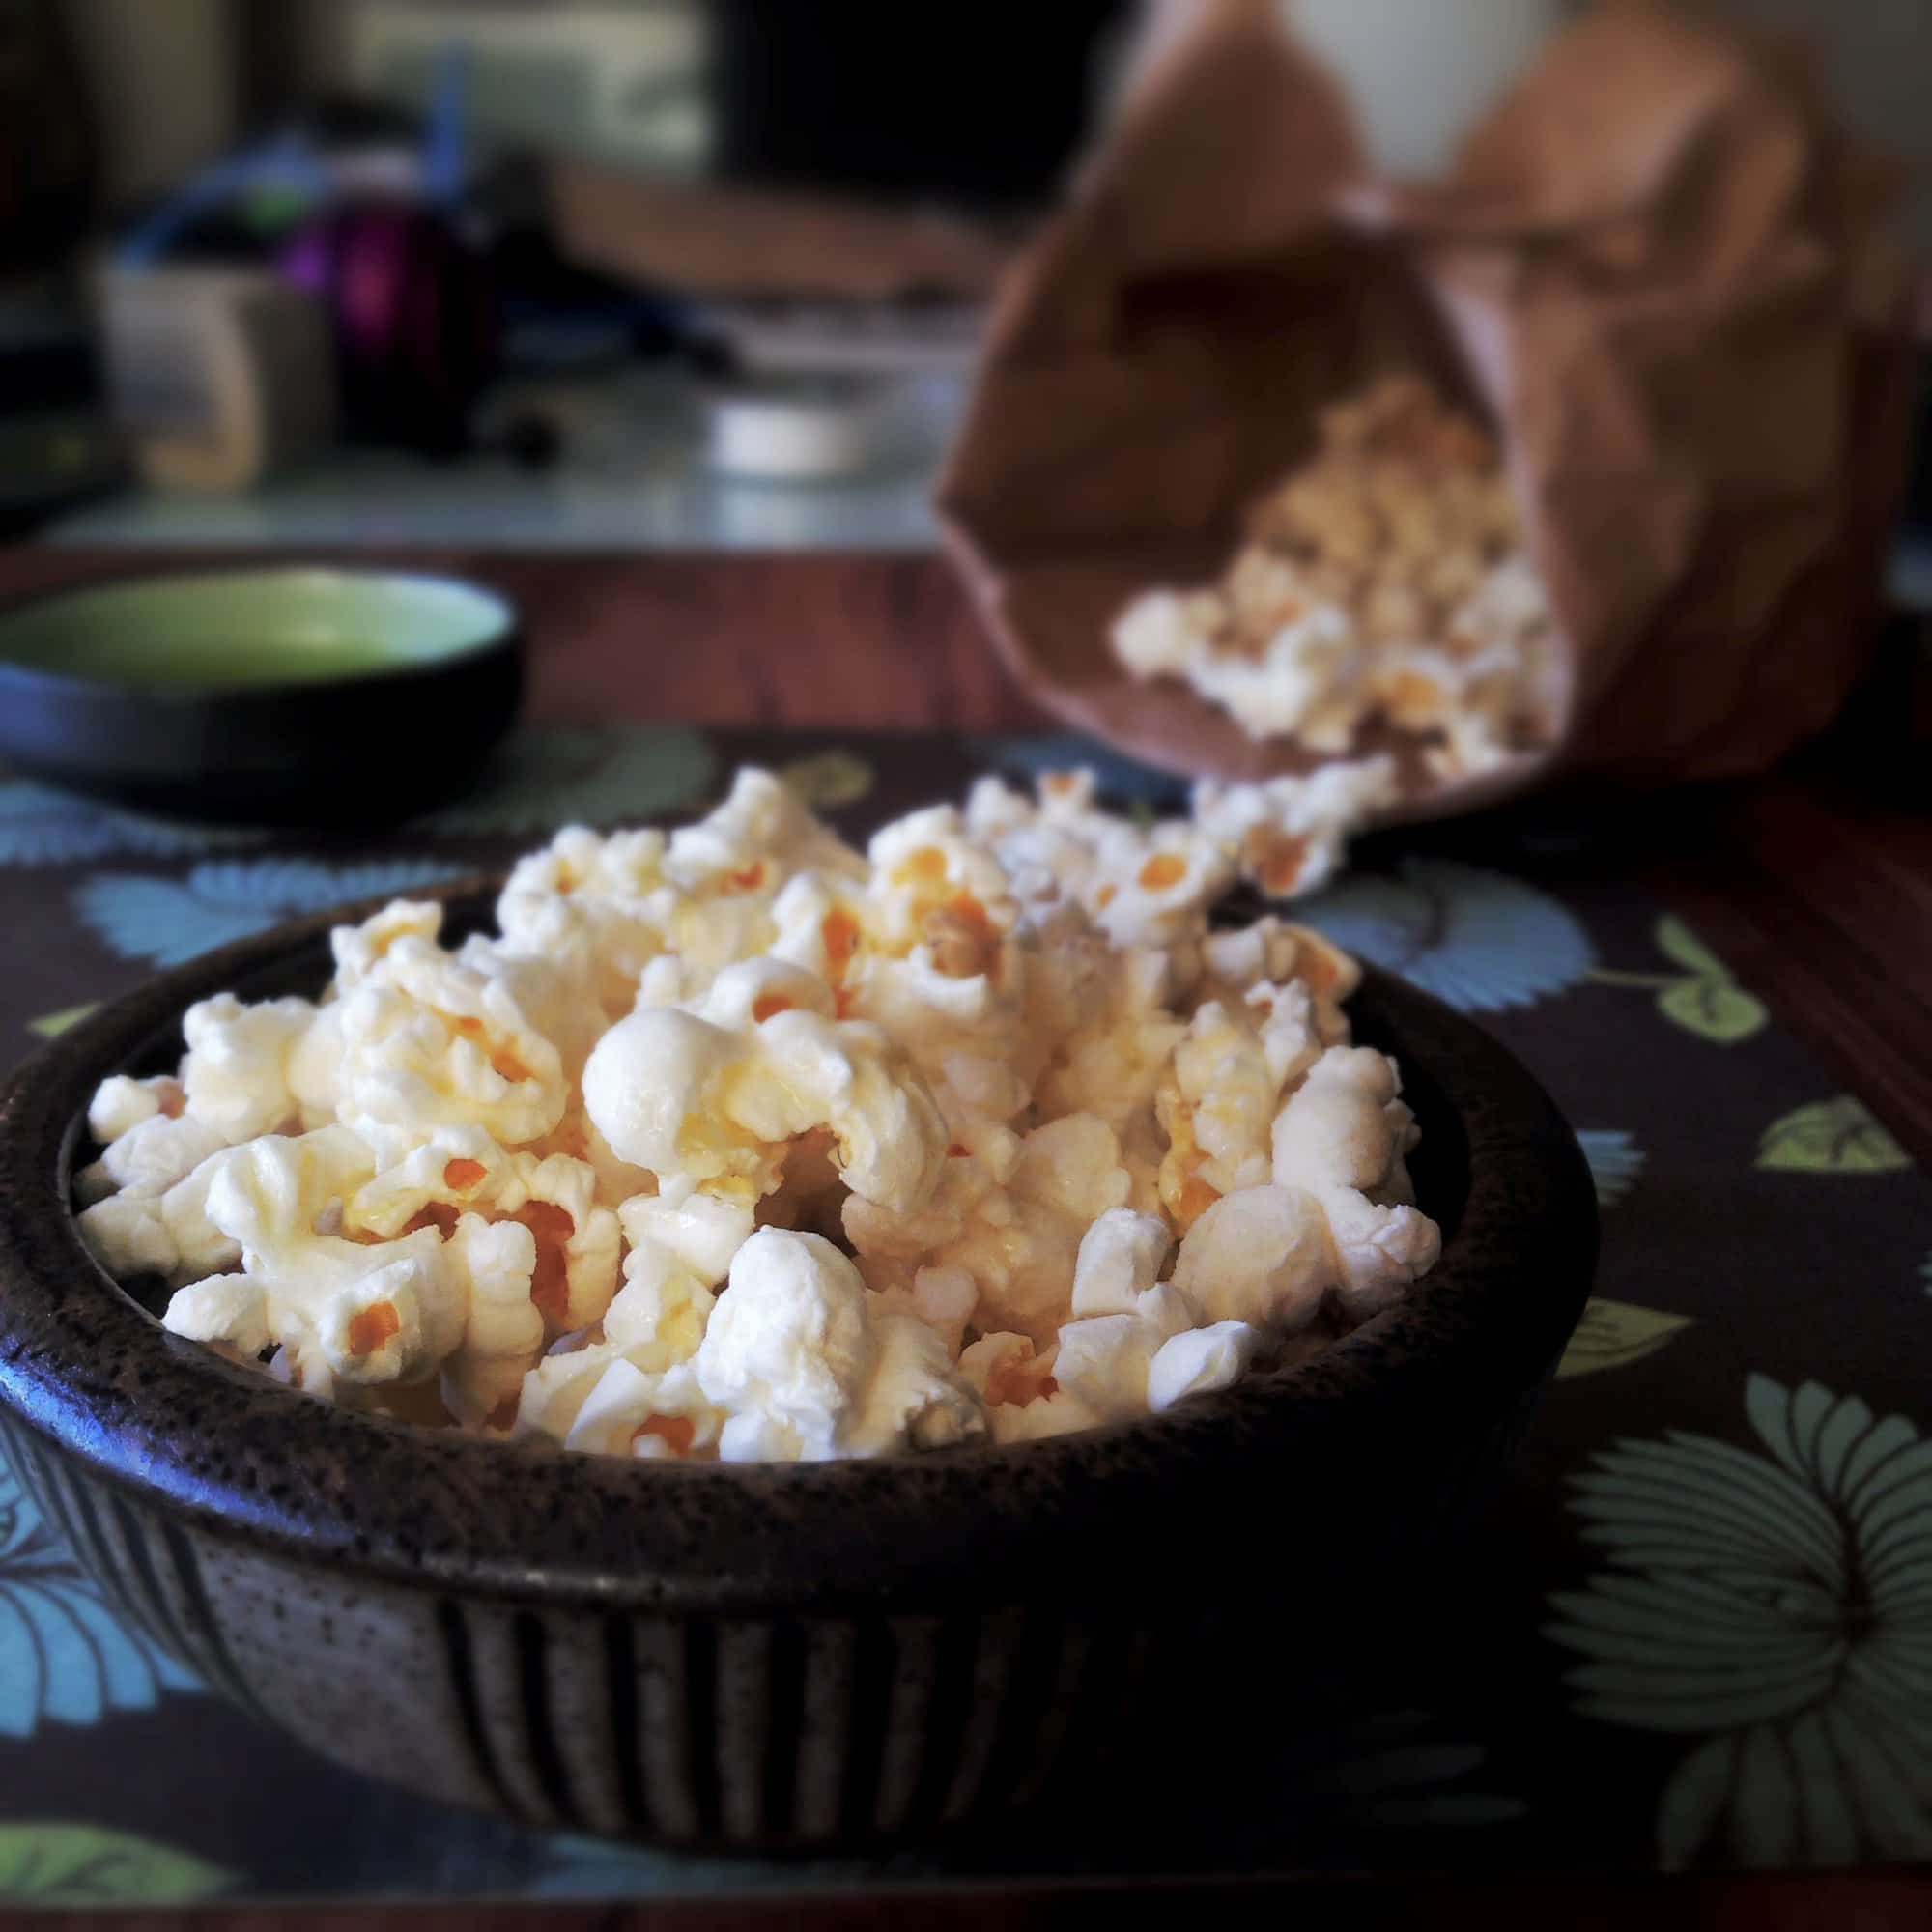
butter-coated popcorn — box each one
[161,1272,270,1363]
[328,935,570,1147]
[440,1212,543,1428]
[559,1357,723,1461]
[1192,758,1400,901]
[1171,1184,1332,1331]
[96,1112,228,1199]
[1147,1321,1260,1410]
[180,993,314,1142]
[87,1073,184,1146]
[1066,1208,1170,1318]
[84,763,1444,1461]
[77,1189,177,1282]
[1052,1280,1195,1420]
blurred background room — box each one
[0,0,1922,561]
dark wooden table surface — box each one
[1,545,1927,1930]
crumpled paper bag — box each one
[935,0,1914,815]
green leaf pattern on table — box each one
[1757,1098,1912,1175]
[1547,1375,1932,1866]
[778,749,876,810]
[1657,974,1767,1043]
[1594,915,1768,1045]
[25,1001,99,1040]
[0,1824,232,1904]
[1556,1299,1693,1380]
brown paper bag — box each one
[935,1,1915,817]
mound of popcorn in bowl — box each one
[1113,375,1561,783]
[76,765,1441,1463]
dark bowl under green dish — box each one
[0,566,524,823]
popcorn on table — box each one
[78,764,1441,1462]
[1113,374,1561,798]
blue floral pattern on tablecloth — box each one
[1294,859,1596,1012]
[74,859,467,969]
[0,781,263,867]
[0,1458,196,1739]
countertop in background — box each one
[43,366,961,553]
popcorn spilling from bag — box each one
[77,764,1439,1463]
[1113,374,1561,781]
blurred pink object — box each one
[281,200,497,454]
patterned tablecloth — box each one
[0,724,1926,1908]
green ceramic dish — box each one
[0,566,524,822]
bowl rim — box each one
[0,878,1597,1615]
[0,563,521,705]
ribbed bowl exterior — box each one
[1,1411,1173,1847]
[0,1388,1541,1849]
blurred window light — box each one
[1289,0,1564,179]
[350,1,713,176]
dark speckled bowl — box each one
[0,883,1595,1851]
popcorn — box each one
[1270,1047,1415,1198]
[77,1190,176,1281]
[1112,374,1560,790]
[1066,1208,1171,1318]
[329,938,570,1149]
[560,1358,723,1461]
[695,1229,877,1460]
[848,1112,1134,1346]
[82,763,1443,1462]
[180,993,314,1142]
[87,1073,183,1146]
[1171,1184,1332,1330]
[95,1113,228,1199]
[958,1330,1057,1407]
[149,1128,472,1398]
[582,959,950,1216]
[1052,1281,1195,1420]
[160,1273,269,1363]
[1321,1187,1440,1320]
[440,1213,542,1427]
[581,1007,756,1184]
[1148,1321,1261,1411]
[988,1389,1102,1443]
[1270,1047,1438,1319]
[601,1189,752,1371]
[845,1307,987,1455]
[1192,759,1401,900]
[76,1137,243,1287]
[516,1340,625,1443]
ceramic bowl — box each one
[0,882,1596,1852]
[0,567,523,823]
